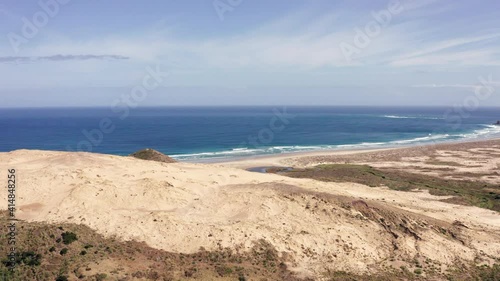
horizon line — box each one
[2,105,500,109]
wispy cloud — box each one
[389,33,500,66]
[411,84,476,88]
[16,2,498,69]
[412,81,500,88]
[20,14,360,68]
[0,54,129,64]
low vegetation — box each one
[61,231,78,245]
[0,212,303,280]
[0,210,498,280]
[275,164,500,211]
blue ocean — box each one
[1,106,499,161]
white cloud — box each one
[3,0,500,77]
[18,6,498,70]
[391,49,500,66]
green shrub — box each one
[20,251,42,266]
[55,276,68,281]
[61,231,78,245]
[1,251,41,267]
[478,264,500,281]
[60,248,68,255]
[96,273,107,281]
[215,265,233,277]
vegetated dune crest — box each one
[1,149,499,278]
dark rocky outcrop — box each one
[130,148,177,163]
[494,120,500,125]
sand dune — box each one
[1,149,499,278]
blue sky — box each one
[0,0,499,107]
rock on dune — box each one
[130,148,177,163]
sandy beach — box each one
[1,138,499,280]
[219,138,500,168]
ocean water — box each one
[1,106,499,161]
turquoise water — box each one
[0,106,499,161]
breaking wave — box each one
[381,115,443,120]
[172,124,500,161]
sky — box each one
[0,0,499,107]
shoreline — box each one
[171,124,500,163]
[201,136,500,168]
[3,136,499,169]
